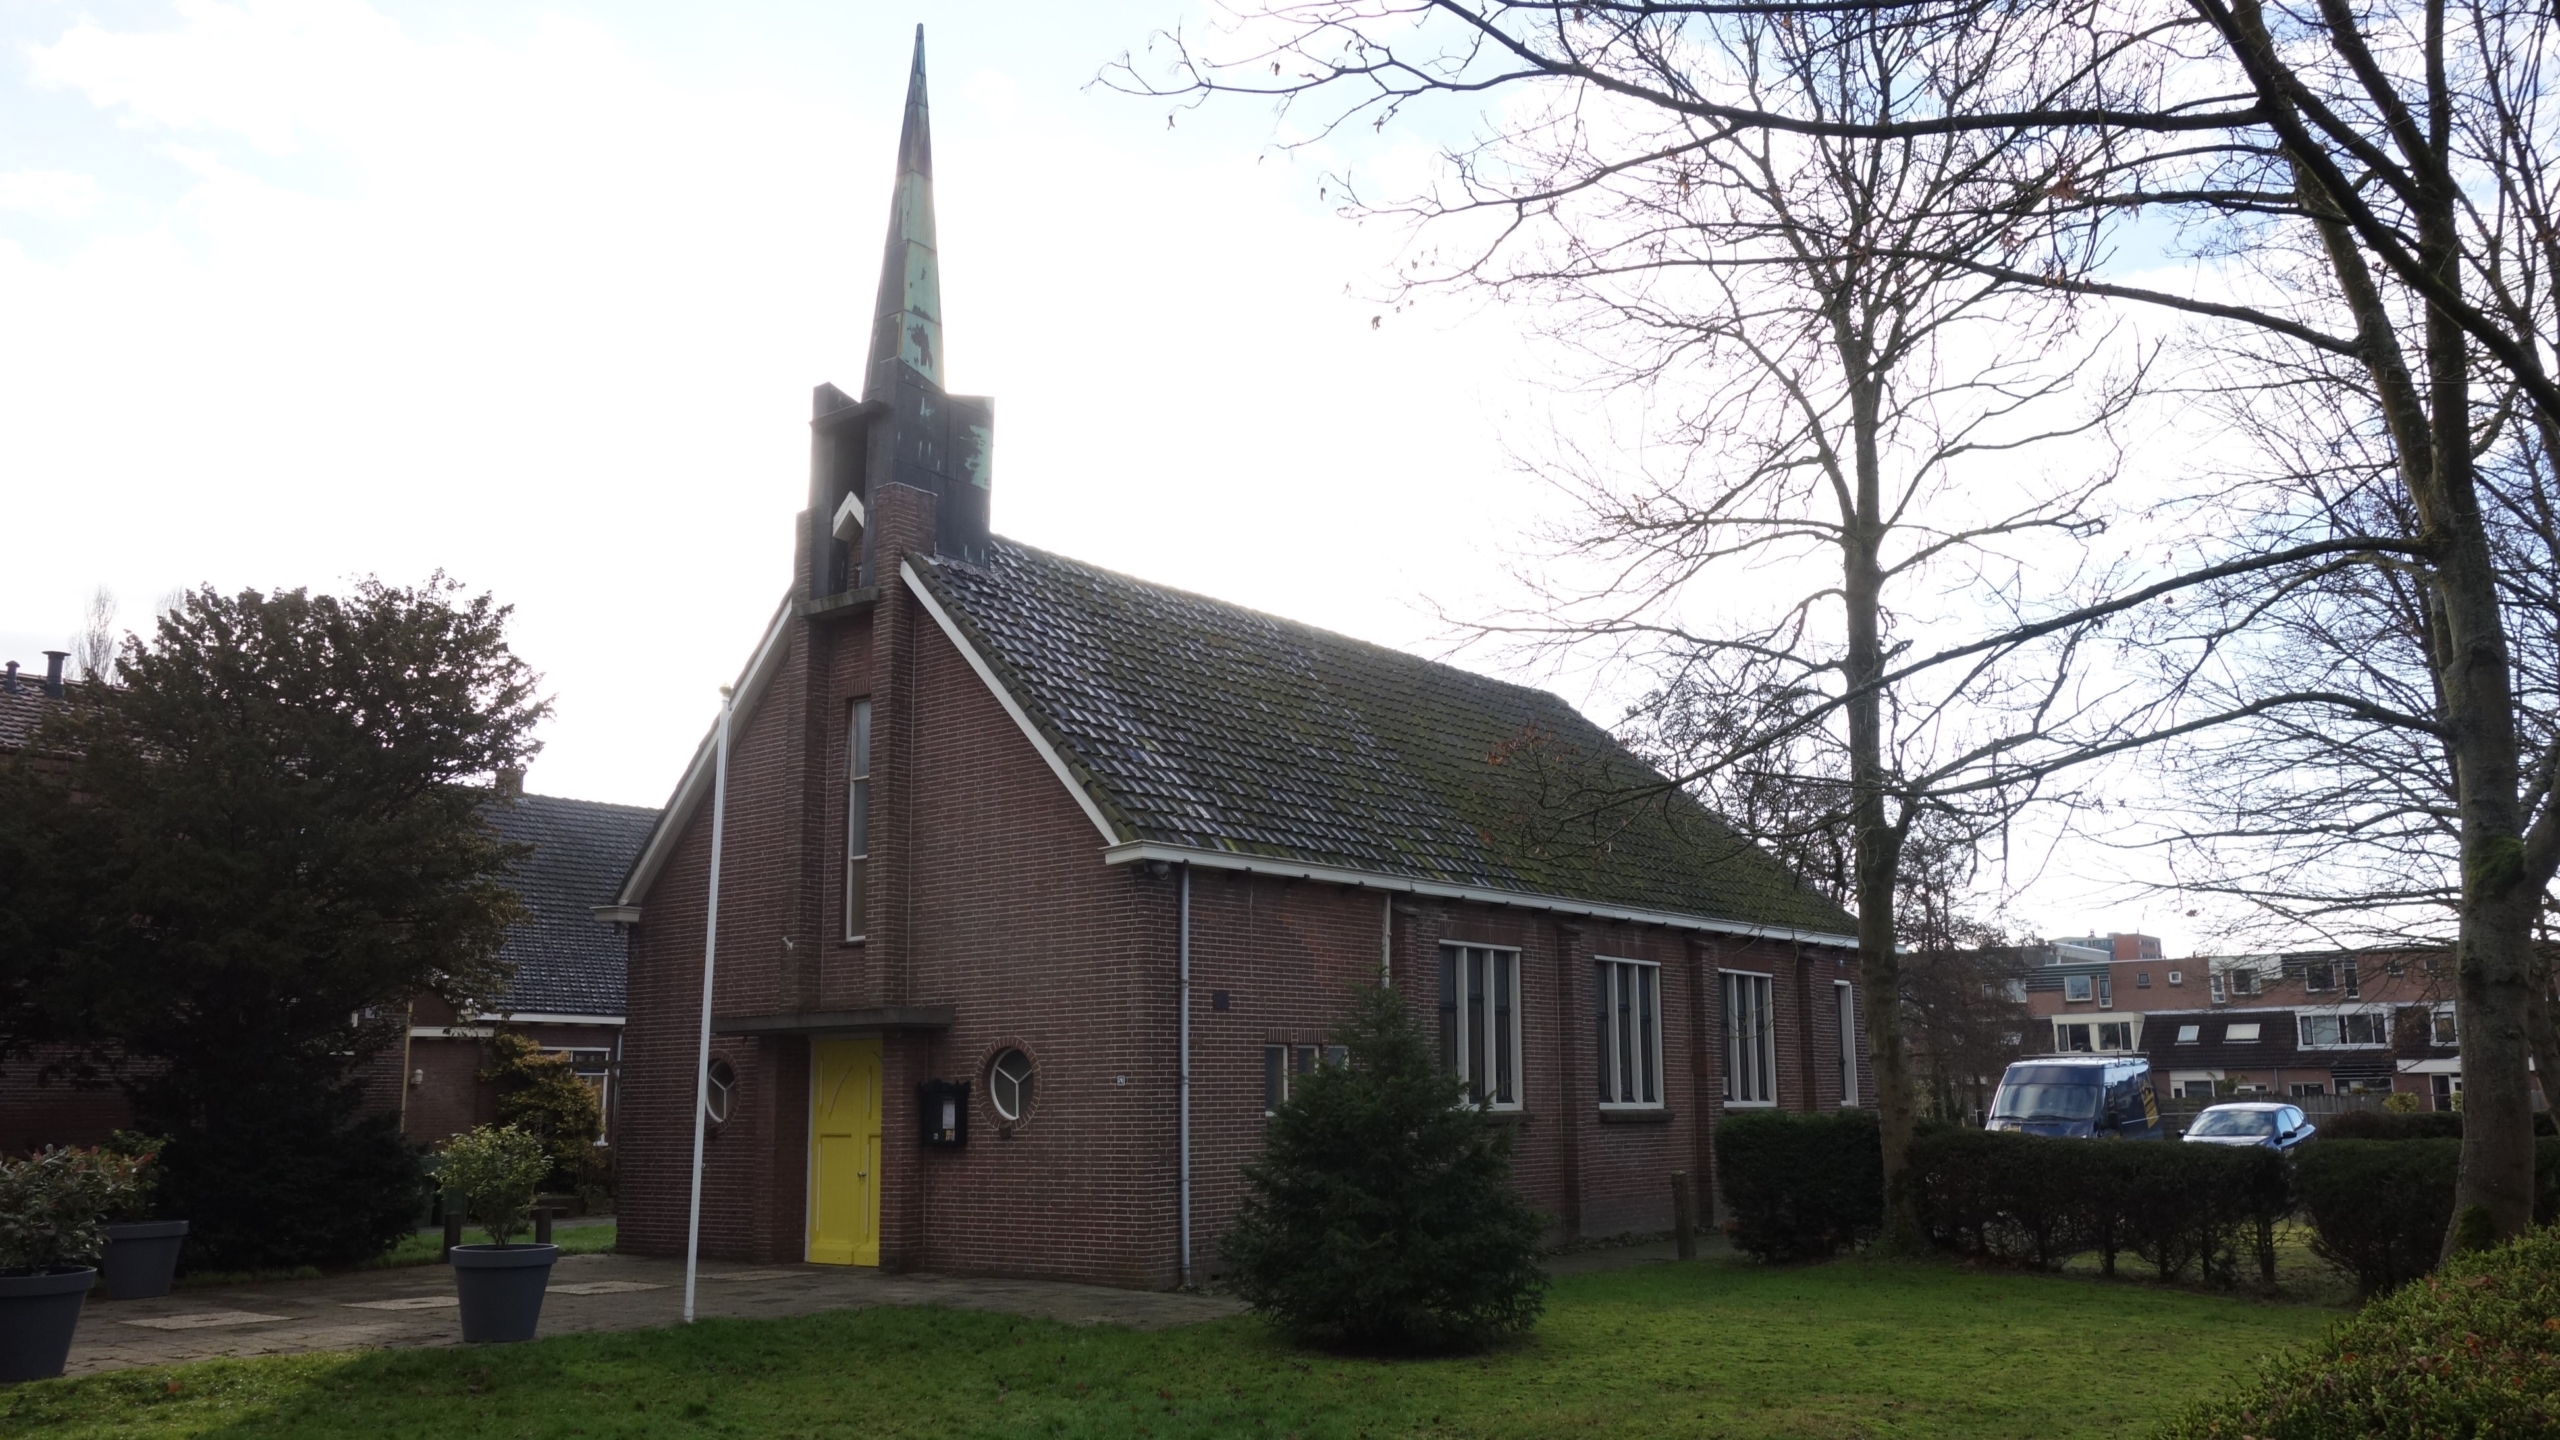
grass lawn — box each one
[364,1221,621,1270]
[7,1257,2338,1440]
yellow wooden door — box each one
[808,1038,882,1265]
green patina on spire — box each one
[866,24,941,401]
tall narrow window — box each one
[844,699,872,941]
[1438,944,1522,1108]
[1595,959,1662,1107]
[1835,980,1858,1107]
[1722,971,1776,1106]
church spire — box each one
[866,25,941,402]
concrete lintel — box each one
[712,1005,956,1036]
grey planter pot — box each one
[100,1221,189,1301]
[0,1267,95,1383]
[450,1244,559,1343]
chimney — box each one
[495,767,525,800]
[41,651,67,700]
[2,661,18,695]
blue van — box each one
[1986,1056,2163,1139]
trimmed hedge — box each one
[2318,1109,2556,1141]
[1715,1109,1882,1261]
[2157,1225,2560,1439]
[2294,1138,2560,1297]
[1908,1129,2288,1284]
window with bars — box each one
[1439,944,1520,1108]
[1594,959,1662,1108]
[1722,971,1776,1106]
[844,699,872,941]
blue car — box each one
[2181,1102,2317,1152]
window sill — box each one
[1597,1108,1671,1125]
[1722,1100,1778,1110]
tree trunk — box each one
[1835,330,1923,1255]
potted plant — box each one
[96,1133,187,1302]
[440,1125,558,1343]
[0,1146,144,1383]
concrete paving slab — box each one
[118,1311,290,1331]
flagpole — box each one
[683,684,734,1324]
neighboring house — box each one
[2020,931,2177,1058]
[607,38,1870,1290]
[0,657,656,1152]
[399,783,659,1147]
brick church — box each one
[610,29,1870,1289]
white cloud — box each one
[0,169,99,218]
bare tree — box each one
[72,588,116,687]
[1121,0,2560,1252]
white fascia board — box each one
[2397,1057,2463,1075]
[616,594,796,906]
[409,1025,496,1039]
[1099,840,1860,949]
[832,491,866,539]
[901,558,1121,846]
[469,1012,626,1027]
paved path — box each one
[61,1233,1714,1379]
[62,1252,1243,1378]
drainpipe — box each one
[683,684,734,1325]
[1381,893,1393,986]
[1178,862,1193,1287]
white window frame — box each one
[2431,1006,2458,1046]
[1440,944,1523,1110]
[2055,1021,2093,1052]
[1834,980,1859,1108]
[2296,1008,2389,1049]
[2175,1024,2201,1043]
[2063,974,2094,1002]
[1721,970,1777,1107]
[1595,957,1665,1110]
[2096,1021,2133,1051]
[843,698,873,942]
[2225,1022,2262,1042]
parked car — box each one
[1986,1056,2163,1139]
[2181,1102,2317,1152]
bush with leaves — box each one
[1715,1109,1883,1261]
[2296,1138,2560,1297]
[1219,985,1546,1353]
[2158,1225,2560,1439]
[0,1147,147,1273]
[481,1032,603,1192]
[439,1125,552,1248]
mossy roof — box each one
[917,542,1855,937]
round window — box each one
[705,1057,737,1125]
[989,1049,1034,1122]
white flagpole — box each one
[683,684,734,1325]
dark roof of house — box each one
[2146,1008,2307,1071]
[914,541,1857,936]
[0,684,67,753]
[483,793,660,1017]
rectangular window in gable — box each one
[1440,944,1520,1109]
[844,698,873,942]
[1595,958,1662,1108]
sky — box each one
[0,0,2201,948]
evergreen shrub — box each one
[481,1032,605,1194]
[154,1084,423,1272]
[2158,1226,2560,1439]
[1714,1109,1883,1261]
[2317,1109,2554,1141]
[2295,1138,2560,1297]
[1219,986,1547,1353]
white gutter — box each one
[617,596,795,907]
[1100,840,1860,949]
[470,1012,626,1028]
[901,558,1121,845]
